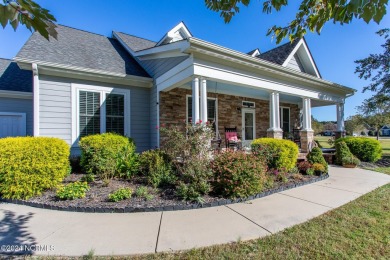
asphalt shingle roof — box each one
[114,32,157,52]
[0,58,32,92]
[257,40,299,65]
[15,25,150,78]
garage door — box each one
[0,112,26,138]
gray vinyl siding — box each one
[0,97,33,135]
[38,75,151,154]
[150,84,158,148]
[286,54,305,72]
[140,56,188,78]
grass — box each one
[130,183,389,259]
[315,136,390,155]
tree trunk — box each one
[377,127,380,140]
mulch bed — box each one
[360,155,390,168]
[21,173,323,210]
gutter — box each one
[187,37,356,95]
[14,57,153,86]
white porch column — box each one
[300,97,314,152]
[192,77,200,124]
[267,92,283,138]
[32,63,40,136]
[302,97,312,131]
[200,78,208,124]
[336,101,346,139]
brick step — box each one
[298,153,307,161]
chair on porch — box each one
[225,127,241,149]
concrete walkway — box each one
[0,166,389,257]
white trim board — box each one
[0,90,32,99]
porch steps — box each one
[297,153,307,162]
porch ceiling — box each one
[182,80,336,107]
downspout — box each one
[32,63,39,136]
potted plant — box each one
[342,155,361,168]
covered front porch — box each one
[158,78,346,153]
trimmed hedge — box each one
[211,150,268,198]
[251,138,299,171]
[79,133,137,179]
[336,137,382,162]
[0,137,70,199]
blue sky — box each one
[1,0,389,121]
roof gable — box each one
[156,22,192,46]
[257,38,321,78]
[0,58,32,92]
[247,48,260,57]
[282,38,321,78]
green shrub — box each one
[80,174,95,183]
[251,138,299,171]
[56,181,89,200]
[307,147,328,172]
[139,149,176,188]
[335,141,352,165]
[336,137,382,162]
[211,150,268,198]
[0,137,70,199]
[79,133,138,180]
[108,187,133,202]
[135,186,153,200]
[312,163,326,175]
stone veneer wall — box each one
[159,88,300,147]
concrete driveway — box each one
[0,166,389,257]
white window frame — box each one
[71,84,130,145]
[280,106,291,132]
[185,94,218,133]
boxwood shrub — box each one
[336,137,382,162]
[251,138,299,171]
[0,137,70,199]
[211,150,268,198]
[79,133,138,180]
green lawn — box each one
[315,136,390,155]
[129,181,390,260]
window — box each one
[72,84,130,143]
[280,107,290,133]
[187,96,217,124]
[79,91,101,137]
[105,93,125,135]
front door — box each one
[242,109,255,148]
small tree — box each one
[357,94,390,140]
[345,115,364,136]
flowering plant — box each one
[160,121,215,201]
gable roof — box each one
[0,58,32,92]
[257,38,321,78]
[257,40,300,65]
[156,22,192,46]
[15,25,150,78]
[113,32,157,52]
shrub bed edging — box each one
[0,174,329,213]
